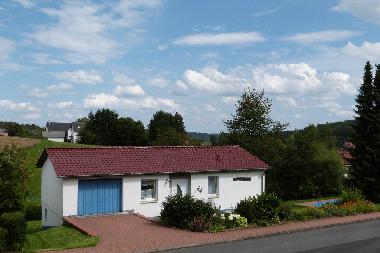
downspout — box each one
[261,171,265,194]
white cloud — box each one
[283,30,361,44]
[0,37,15,62]
[113,85,145,96]
[252,6,282,18]
[173,31,265,46]
[148,76,169,87]
[0,100,39,112]
[318,101,354,117]
[31,53,63,64]
[275,96,297,107]
[333,0,380,26]
[323,72,356,95]
[30,1,162,63]
[342,41,380,61]
[57,70,103,84]
[222,96,238,104]
[156,44,168,51]
[83,93,178,110]
[48,101,74,109]
[205,104,217,112]
[113,74,136,85]
[12,0,35,8]
[26,83,73,98]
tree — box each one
[0,148,27,213]
[153,127,188,146]
[350,62,380,201]
[78,109,148,146]
[223,88,288,162]
[267,125,344,199]
[148,111,186,143]
[115,117,148,146]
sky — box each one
[1,0,380,133]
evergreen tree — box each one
[350,62,378,201]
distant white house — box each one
[37,146,269,227]
[42,122,85,143]
[0,128,8,137]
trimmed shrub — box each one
[0,227,6,252]
[0,211,26,251]
[160,195,215,230]
[25,203,41,221]
[340,188,364,203]
[235,196,257,223]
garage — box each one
[78,179,122,216]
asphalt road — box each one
[163,219,380,253]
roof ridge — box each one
[46,145,241,149]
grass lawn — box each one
[285,196,339,213]
[376,203,380,211]
[25,221,99,252]
[21,139,91,204]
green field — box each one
[22,139,90,204]
[25,221,98,252]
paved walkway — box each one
[51,212,380,253]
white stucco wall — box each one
[62,178,78,216]
[122,175,170,217]
[191,170,265,211]
[41,158,63,227]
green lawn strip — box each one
[25,221,99,252]
[285,196,339,214]
[21,139,92,204]
[375,203,380,212]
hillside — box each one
[0,136,40,150]
[188,132,216,142]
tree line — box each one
[77,109,201,146]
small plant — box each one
[235,196,257,223]
[190,216,211,232]
[235,216,248,228]
[340,188,364,203]
[278,202,294,221]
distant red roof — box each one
[37,146,269,177]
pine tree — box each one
[350,61,377,201]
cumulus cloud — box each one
[342,41,380,61]
[252,6,282,18]
[275,96,297,107]
[48,101,74,109]
[173,31,265,46]
[113,85,145,96]
[0,99,39,112]
[57,70,103,84]
[83,92,178,111]
[175,63,356,98]
[26,83,73,98]
[333,0,380,26]
[283,30,361,44]
[12,0,35,8]
[147,76,170,87]
[113,74,136,85]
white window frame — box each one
[208,176,219,198]
[141,179,158,202]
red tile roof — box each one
[37,146,269,177]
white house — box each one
[42,122,85,143]
[37,146,269,227]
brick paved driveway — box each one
[52,212,380,253]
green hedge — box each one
[0,211,26,251]
[25,203,41,221]
[0,227,6,252]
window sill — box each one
[208,195,219,199]
[141,199,158,204]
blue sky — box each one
[1,0,380,133]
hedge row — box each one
[0,211,26,252]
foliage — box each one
[78,109,148,146]
[0,148,27,213]
[278,202,294,221]
[25,203,41,221]
[190,216,211,232]
[153,127,190,146]
[340,188,364,203]
[148,110,186,142]
[268,125,344,200]
[0,121,43,139]
[350,61,380,202]
[208,213,248,232]
[0,227,6,252]
[25,221,99,252]
[0,211,26,251]
[160,195,215,230]
[235,193,283,226]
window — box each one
[141,179,157,201]
[233,177,251,181]
[208,176,218,197]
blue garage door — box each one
[78,179,122,216]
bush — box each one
[235,196,257,223]
[0,211,26,251]
[25,203,41,221]
[190,216,211,232]
[278,202,294,221]
[160,195,215,230]
[322,200,375,216]
[340,188,364,203]
[208,213,248,232]
[300,207,329,220]
[0,227,6,252]
[235,193,282,226]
